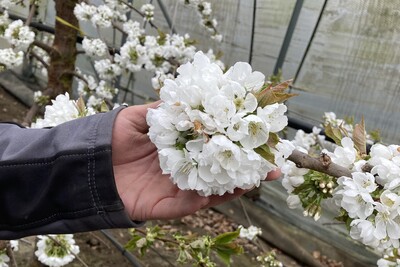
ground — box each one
[0,86,342,267]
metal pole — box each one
[273,0,304,75]
[156,0,176,34]
[248,0,257,64]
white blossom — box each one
[0,0,19,10]
[4,20,35,50]
[0,48,23,69]
[334,172,377,219]
[286,194,302,209]
[122,20,143,41]
[35,235,80,267]
[94,59,122,80]
[31,93,94,128]
[324,137,356,169]
[350,219,380,248]
[82,37,108,57]
[91,5,114,28]
[239,225,262,240]
[73,3,97,22]
[141,4,155,21]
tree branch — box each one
[32,40,55,55]
[287,149,352,178]
[25,3,37,26]
[29,51,49,69]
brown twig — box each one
[31,40,55,55]
[287,149,352,178]
[29,51,49,69]
[25,3,37,26]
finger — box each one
[150,190,210,220]
[265,169,282,181]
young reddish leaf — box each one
[353,117,367,156]
[255,79,297,107]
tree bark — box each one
[46,0,79,98]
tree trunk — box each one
[47,0,79,98]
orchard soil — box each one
[0,86,342,267]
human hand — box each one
[112,102,281,221]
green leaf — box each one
[100,101,109,112]
[215,248,231,266]
[353,117,367,156]
[124,235,142,250]
[213,243,243,266]
[213,230,239,245]
[254,144,276,165]
[324,123,343,145]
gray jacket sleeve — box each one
[0,107,142,240]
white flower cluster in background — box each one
[238,225,262,241]
[82,37,108,57]
[4,20,35,50]
[31,93,95,128]
[180,0,222,42]
[281,112,400,265]
[71,0,224,110]
[147,51,291,196]
[0,48,23,70]
[0,0,19,10]
[35,235,80,267]
[0,8,35,71]
[140,3,155,22]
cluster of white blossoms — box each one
[147,51,291,196]
[31,93,95,128]
[82,37,108,58]
[0,9,35,71]
[35,235,80,267]
[140,3,155,22]
[281,112,400,265]
[4,20,35,50]
[0,0,19,10]
[0,48,23,70]
[72,0,224,110]
[238,225,262,241]
[74,2,128,28]
[334,144,400,251]
[180,0,222,42]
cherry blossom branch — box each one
[119,0,159,30]
[287,149,352,178]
